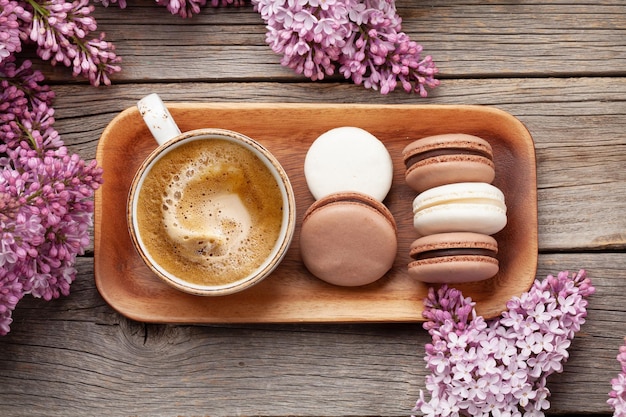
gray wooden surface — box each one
[1,0,625,416]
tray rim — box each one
[94,102,538,324]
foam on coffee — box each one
[136,139,284,286]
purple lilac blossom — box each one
[7,0,122,86]
[608,337,626,416]
[253,0,438,96]
[0,56,103,335]
[413,270,594,417]
[0,0,30,63]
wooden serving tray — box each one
[94,103,537,323]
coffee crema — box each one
[136,139,284,286]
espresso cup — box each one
[128,93,296,296]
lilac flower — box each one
[337,0,439,96]
[254,0,349,80]
[413,270,594,417]
[0,0,30,63]
[608,337,626,416]
[253,0,438,96]
[8,0,122,86]
[0,57,103,335]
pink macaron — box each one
[299,192,397,287]
[403,133,495,193]
[408,232,499,283]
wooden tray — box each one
[94,103,537,323]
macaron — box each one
[412,182,507,236]
[403,133,495,193]
[299,192,397,286]
[304,127,393,202]
[408,232,499,283]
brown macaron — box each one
[408,232,499,284]
[300,192,397,286]
[403,133,495,193]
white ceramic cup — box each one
[128,93,296,296]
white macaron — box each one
[304,127,393,202]
[412,182,507,236]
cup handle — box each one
[137,93,182,146]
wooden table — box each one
[1,1,624,415]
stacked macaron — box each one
[300,127,397,287]
[402,133,507,284]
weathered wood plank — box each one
[0,254,622,416]
[23,0,626,83]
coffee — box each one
[135,138,284,286]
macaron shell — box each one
[304,127,393,201]
[409,231,499,254]
[413,202,507,236]
[412,181,505,210]
[300,193,397,286]
[403,133,495,193]
[408,256,499,284]
[405,157,495,194]
[403,134,493,157]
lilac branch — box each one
[413,270,594,417]
[253,0,439,96]
[5,0,122,85]
[1,56,103,335]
